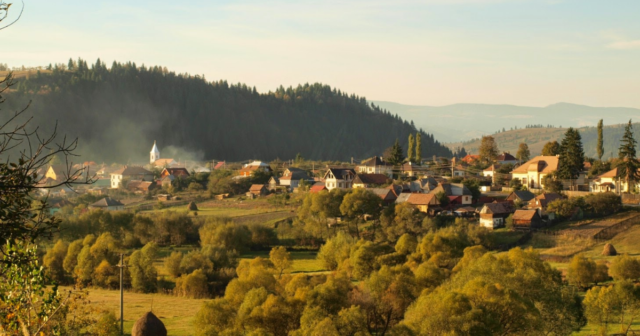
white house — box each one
[479,202,513,229]
[357,156,393,176]
[279,168,314,191]
[324,168,356,190]
[110,166,154,189]
[590,167,640,193]
[511,156,559,189]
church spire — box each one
[150,141,160,164]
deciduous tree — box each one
[542,140,561,156]
[479,135,499,163]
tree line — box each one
[5,58,452,163]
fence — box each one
[593,214,640,240]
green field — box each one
[68,287,206,336]
[239,250,326,274]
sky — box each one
[3,0,640,108]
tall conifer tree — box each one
[408,134,415,163]
[557,128,585,184]
[617,120,640,193]
[597,119,604,160]
[415,133,422,163]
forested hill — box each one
[448,123,638,159]
[3,60,451,163]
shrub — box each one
[566,254,596,289]
[43,240,69,284]
[175,269,210,298]
[609,254,640,281]
[165,251,184,278]
[199,217,251,253]
[129,242,159,293]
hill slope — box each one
[448,123,636,159]
[373,101,640,143]
[2,62,451,163]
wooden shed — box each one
[512,209,543,230]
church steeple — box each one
[150,140,160,164]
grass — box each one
[65,287,206,336]
[239,250,326,274]
[141,206,270,218]
[488,228,525,246]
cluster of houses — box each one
[39,141,635,231]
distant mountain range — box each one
[371,101,640,143]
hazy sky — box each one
[3,0,640,107]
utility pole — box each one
[116,253,128,335]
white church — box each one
[149,141,177,167]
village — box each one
[36,132,637,234]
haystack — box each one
[188,201,198,211]
[602,243,617,256]
[132,312,167,336]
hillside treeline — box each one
[5,59,451,162]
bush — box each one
[566,255,596,289]
[129,242,159,293]
[199,217,251,253]
[91,311,120,336]
[583,192,621,217]
[609,254,640,281]
[94,260,119,289]
[175,269,210,298]
[63,238,84,276]
[165,251,184,278]
[43,240,69,284]
[509,178,523,190]
[317,232,354,271]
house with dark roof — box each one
[127,180,157,194]
[89,197,125,211]
[352,173,391,188]
[527,193,563,213]
[479,202,514,229]
[497,152,518,165]
[160,167,190,179]
[512,210,543,230]
[110,166,154,189]
[357,156,393,176]
[387,184,404,197]
[324,168,356,190]
[413,177,440,193]
[506,190,536,203]
[402,162,428,177]
[279,168,314,191]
